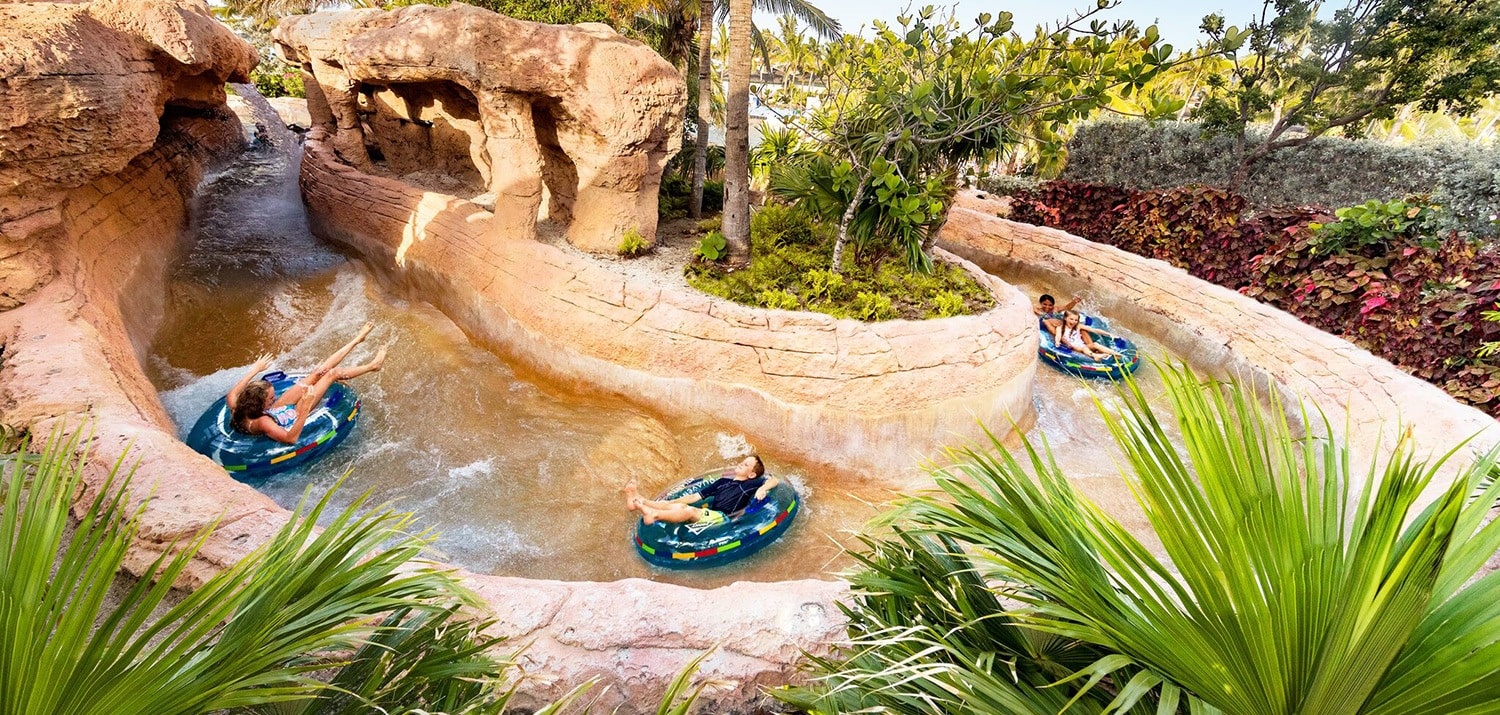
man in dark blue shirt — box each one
[625,455,777,527]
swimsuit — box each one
[698,475,767,515]
[267,405,297,429]
[1062,325,1090,351]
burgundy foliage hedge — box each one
[1010,180,1500,418]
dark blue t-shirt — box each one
[698,475,766,514]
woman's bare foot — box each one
[356,321,375,342]
[366,346,387,372]
[621,480,641,509]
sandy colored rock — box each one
[296,132,1040,482]
[272,4,684,251]
[265,96,312,129]
[0,0,255,308]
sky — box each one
[771,0,1271,47]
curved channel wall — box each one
[940,191,1500,496]
[297,132,1040,482]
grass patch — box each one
[684,205,994,321]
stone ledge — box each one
[299,132,1039,480]
[940,190,1500,501]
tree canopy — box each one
[1195,0,1500,185]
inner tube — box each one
[633,471,800,569]
[1038,314,1141,380]
[186,371,361,480]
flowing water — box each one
[144,103,889,587]
[143,99,1181,586]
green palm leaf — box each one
[0,427,513,714]
[902,363,1500,714]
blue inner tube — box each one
[634,471,800,569]
[185,371,361,481]
[1038,314,1142,380]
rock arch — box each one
[273,5,685,251]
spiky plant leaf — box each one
[901,363,1500,714]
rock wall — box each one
[297,132,1039,484]
[272,4,685,251]
[940,191,1500,496]
[0,0,277,582]
[0,0,257,309]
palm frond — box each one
[900,363,1500,714]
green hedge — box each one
[1056,119,1500,238]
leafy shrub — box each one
[697,216,722,233]
[617,227,648,257]
[658,176,722,220]
[751,203,819,247]
[250,66,305,99]
[695,231,727,261]
[1061,118,1500,239]
[930,290,965,317]
[1308,198,1441,255]
[1014,179,1500,416]
[701,179,725,213]
[756,289,802,311]
[802,269,846,302]
[658,175,691,220]
[850,292,897,321]
[781,365,1500,715]
[685,207,993,322]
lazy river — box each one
[142,100,1176,585]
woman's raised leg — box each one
[333,345,388,381]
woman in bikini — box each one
[225,322,387,444]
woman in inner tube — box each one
[624,455,778,527]
[225,322,387,444]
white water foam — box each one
[716,432,753,459]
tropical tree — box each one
[1195,0,1500,187]
[775,4,1188,273]
[1,427,731,713]
[720,0,755,264]
[692,1,840,220]
[782,364,1500,713]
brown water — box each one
[145,101,1182,585]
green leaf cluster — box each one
[685,204,993,320]
[778,3,1183,271]
[1194,0,1500,184]
[1309,198,1441,255]
[695,230,728,261]
[617,227,650,257]
[782,364,1500,713]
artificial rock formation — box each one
[273,5,685,251]
[0,0,256,309]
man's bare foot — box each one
[356,321,375,341]
[366,346,387,372]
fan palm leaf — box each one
[0,427,534,714]
[900,363,1500,714]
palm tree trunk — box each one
[722,0,753,267]
[690,0,714,218]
